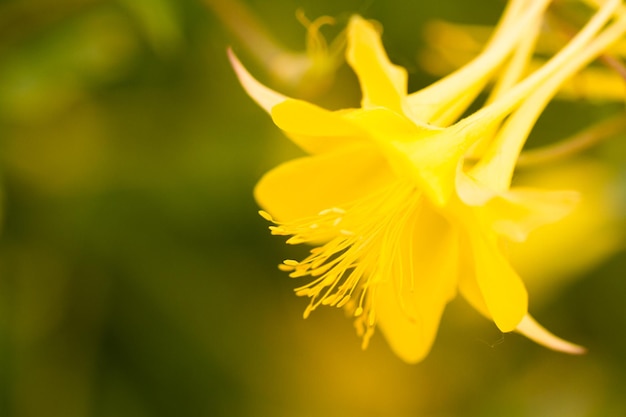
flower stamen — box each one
[260,180,423,345]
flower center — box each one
[262,179,423,347]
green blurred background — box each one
[0,0,625,416]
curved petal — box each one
[374,202,458,363]
[465,222,528,332]
[271,99,369,154]
[346,16,407,113]
[457,232,491,319]
[228,49,287,113]
[254,144,395,222]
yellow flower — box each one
[230,0,626,363]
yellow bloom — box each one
[231,0,626,363]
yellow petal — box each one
[374,202,458,363]
[227,48,287,113]
[457,233,491,319]
[271,99,368,154]
[341,107,442,178]
[465,225,528,332]
[254,144,395,222]
[516,315,586,354]
[346,16,407,113]
[344,107,433,141]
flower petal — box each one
[254,144,395,222]
[343,108,470,207]
[465,225,528,332]
[341,107,443,178]
[271,99,369,154]
[457,235,491,319]
[228,48,287,113]
[346,16,407,113]
[374,202,457,363]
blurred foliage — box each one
[0,0,625,416]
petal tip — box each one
[516,314,586,355]
[227,48,287,113]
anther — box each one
[278,264,295,272]
[258,210,274,221]
[336,295,351,308]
